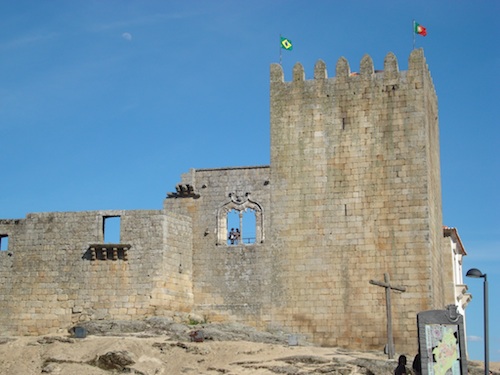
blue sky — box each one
[1,0,498,362]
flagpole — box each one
[412,20,416,50]
[279,34,282,65]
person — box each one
[394,354,408,375]
[412,353,421,375]
[235,228,241,244]
[228,228,235,245]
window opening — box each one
[0,235,8,251]
[103,216,121,243]
[218,193,263,245]
[227,209,256,245]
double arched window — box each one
[217,193,263,246]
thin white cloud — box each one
[466,242,500,260]
[88,12,195,33]
[0,32,58,50]
[467,335,482,342]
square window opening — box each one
[0,235,8,251]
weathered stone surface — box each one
[0,322,496,375]
[91,350,135,371]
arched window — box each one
[217,193,263,246]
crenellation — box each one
[336,56,350,77]
[292,62,305,81]
[313,59,327,79]
[383,52,399,78]
[270,63,284,83]
[360,54,374,76]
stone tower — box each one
[267,48,444,350]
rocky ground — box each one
[0,317,497,375]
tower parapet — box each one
[271,49,433,83]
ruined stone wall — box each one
[267,49,446,353]
[0,210,193,335]
[164,166,273,325]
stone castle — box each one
[0,49,469,354]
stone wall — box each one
[0,210,193,335]
[164,166,273,324]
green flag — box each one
[280,36,293,51]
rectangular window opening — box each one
[103,216,121,244]
[0,235,8,251]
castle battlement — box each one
[270,49,435,99]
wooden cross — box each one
[369,273,406,359]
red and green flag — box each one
[414,22,427,36]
